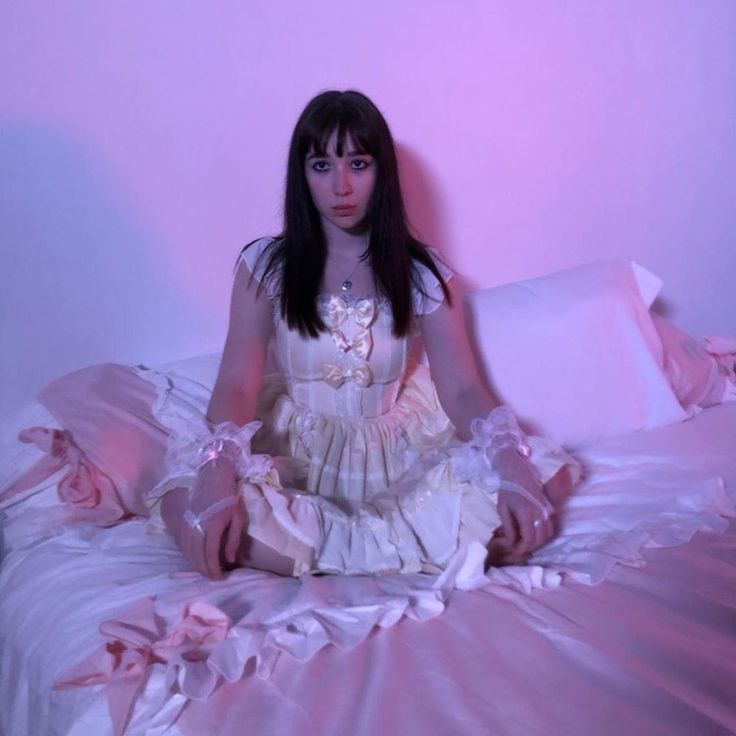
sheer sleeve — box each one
[238,236,281,299]
[413,248,455,316]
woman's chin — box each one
[325,214,370,236]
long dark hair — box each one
[243,89,451,338]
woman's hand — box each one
[485,447,555,567]
[161,456,247,579]
[486,489,556,566]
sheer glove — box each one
[161,419,273,579]
[459,406,555,566]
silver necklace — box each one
[339,258,362,292]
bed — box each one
[2,259,735,736]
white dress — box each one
[149,236,579,579]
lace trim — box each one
[452,406,553,518]
[164,418,276,487]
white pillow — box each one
[464,260,687,449]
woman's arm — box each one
[206,259,274,425]
[420,277,496,440]
[163,258,274,579]
[421,278,555,564]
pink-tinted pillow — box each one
[651,313,736,415]
[465,260,688,449]
[37,363,170,516]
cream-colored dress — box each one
[151,236,578,579]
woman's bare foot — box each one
[235,534,297,577]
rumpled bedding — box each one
[2,390,736,735]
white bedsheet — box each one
[1,400,736,736]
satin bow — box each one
[323,294,376,363]
[322,295,376,330]
[55,597,231,736]
[322,363,373,389]
[0,427,126,524]
[329,328,373,360]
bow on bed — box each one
[0,427,127,524]
[55,597,231,736]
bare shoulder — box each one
[421,276,483,394]
[208,243,277,412]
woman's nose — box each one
[333,164,352,196]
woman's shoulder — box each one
[411,246,455,316]
[237,236,283,298]
[238,235,281,273]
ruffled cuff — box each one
[165,418,274,482]
[144,418,281,526]
[239,476,465,578]
[468,405,531,459]
[453,406,553,518]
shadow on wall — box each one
[0,120,211,419]
[397,141,452,261]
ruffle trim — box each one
[256,362,455,499]
[529,460,736,588]
[240,468,466,576]
[240,433,577,578]
[53,540,486,736]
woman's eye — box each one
[312,161,329,172]
[351,159,370,170]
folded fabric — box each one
[24,362,213,518]
[0,426,126,525]
[32,363,172,516]
[464,259,687,449]
[651,312,736,415]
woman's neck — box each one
[321,218,370,257]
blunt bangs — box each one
[300,100,377,161]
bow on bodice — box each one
[322,295,376,358]
[322,363,373,389]
[322,295,376,330]
[321,295,376,388]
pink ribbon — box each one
[0,427,126,524]
[55,597,231,736]
[704,335,736,377]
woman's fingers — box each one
[190,529,210,577]
[225,502,246,565]
[204,516,229,579]
[497,495,519,548]
[495,491,557,564]
[515,507,536,558]
[161,487,188,536]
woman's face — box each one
[304,129,377,235]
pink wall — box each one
[1,1,735,417]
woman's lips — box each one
[333,205,356,215]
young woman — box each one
[154,90,578,581]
